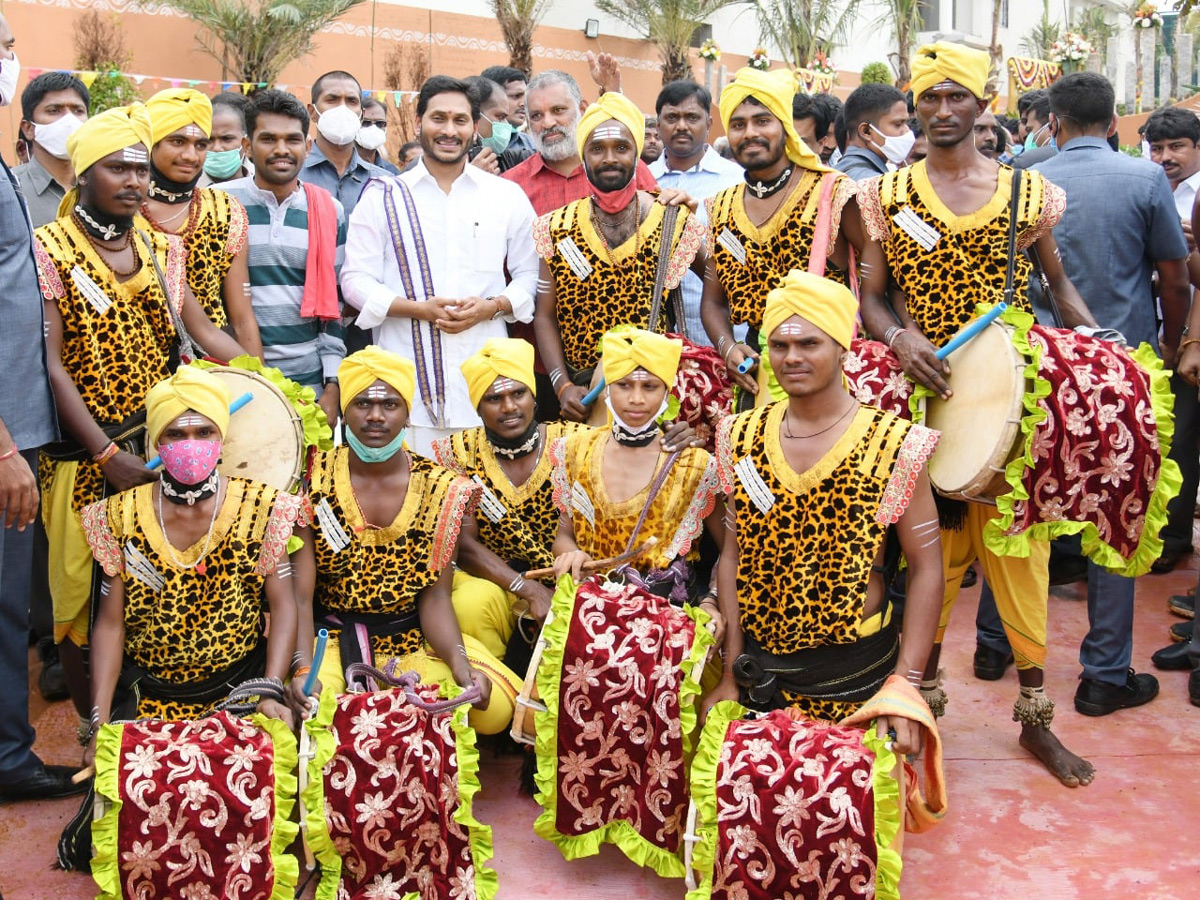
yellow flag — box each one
[241,82,255,94]
[78,71,98,88]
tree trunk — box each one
[987,0,1003,96]
[661,45,694,85]
[896,24,911,86]
[508,30,534,76]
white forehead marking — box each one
[173,415,205,428]
[590,125,627,142]
[627,368,653,381]
[490,377,521,394]
[123,147,148,163]
[776,322,807,336]
[364,385,389,399]
[183,124,205,138]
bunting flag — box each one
[78,71,98,88]
[793,66,837,95]
[1005,56,1062,112]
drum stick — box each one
[522,536,659,580]
[72,766,94,784]
[934,302,1007,361]
[737,356,756,374]
[581,379,605,406]
[304,629,329,696]
[145,391,255,470]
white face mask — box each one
[869,124,916,167]
[0,53,19,107]
[32,113,85,160]
[315,103,362,146]
[355,123,387,152]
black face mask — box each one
[73,202,135,240]
[147,160,201,204]
[485,419,541,459]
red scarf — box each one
[300,182,341,321]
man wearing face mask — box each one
[301,70,386,218]
[355,97,400,175]
[836,83,912,181]
[1012,89,1056,170]
[15,72,90,229]
[465,76,531,174]
[198,92,252,186]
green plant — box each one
[1120,143,1143,156]
[72,10,140,113]
[751,0,861,70]
[872,0,927,86]
[1020,0,1062,60]
[1074,5,1116,66]
[490,0,554,76]
[143,0,366,85]
[860,61,892,84]
[594,0,742,84]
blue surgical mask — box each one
[1024,122,1050,152]
[481,115,515,155]
[345,427,406,463]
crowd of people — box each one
[1,7,1199,896]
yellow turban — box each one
[719,68,825,172]
[763,270,858,350]
[601,328,682,388]
[145,365,233,446]
[67,103,154,177]
[338,347,416,413]
[577,91,645,157]
[461,338,536,409]
[145,88,213,144]
[910,42,990,101]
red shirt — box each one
[503,153,659,216]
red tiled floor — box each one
[4,562,1199,899]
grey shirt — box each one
[300,142,387,219]
[0,157,57,448]
[12,155,66,230]
[835,145,888,181]
[1033,137,1187,349]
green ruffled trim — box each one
[90,723,124,900]
[193,355,333,454]
[250,713,300,900]
[534,576,706,878]
[286,535,304,555]
[911,307,1181,577]
[680,605,716,760]
[862,727,903,900]
[683,700,743,900]
[445,681,499,900]
[302,689,342,900]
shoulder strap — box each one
[623,449,683,554]
[648,203,682,335]
[1002,169,1023,308]
[135,228,201,367]
[806,172,840,278]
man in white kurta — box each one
[340,75,538,456]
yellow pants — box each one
[314,632,521,735]
[450,570,517,661]
[937,502,1049,671]
[45,461,94,647]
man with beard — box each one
[36,104,245,717]
[701,67,863,406]
[856,43,1099,788]
[973,106,1000,159]
[532,92,707,421]
[649,81,744,346]
[222,90,347,426]
[341,76,538,457]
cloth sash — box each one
[117,639,268,714]
[382,178,446,427]
[732,617,899,711]
[300,183,341,321]
[317,607,423,679]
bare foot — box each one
[1019,724,1095,787]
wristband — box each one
[886,327,908,350]
[0,444,17,462]
[93,442,119,465]
[555,381,573,401]
[1180,338,1200,353]
[291,665,311,681]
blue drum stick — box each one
[304,629,329,696]
[146,391,254,470]
[737,356,757,374]
[934,302,1007,361]
[581,379,606,406]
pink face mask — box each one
[157,440,222,485]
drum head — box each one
[925,321,1026,498]
[205,367,305,492]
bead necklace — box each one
[72,211,142,278]
[590,198,643,269]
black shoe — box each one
[37,661,69,702]
[973,644,1013,680]
[1151,641,1198,671]
[960,567,977,588]
[1189,669,1200,707]
[1171,621,1193,643]
[1074,669,1160,716]
[1048,557,1089,586]
[1168,589,1196,619]
[1151,545,1193,575]
[0,764,88,802]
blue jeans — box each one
[976,558,1136,686]
[0,449,44,782]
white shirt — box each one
[1173,169,1200,220]
[340,159,538,429]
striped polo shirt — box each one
[220,176,347,388]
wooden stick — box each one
[72,766,94,784]
[523,536,658,581]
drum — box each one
[302,678,495,900]
[585,335,733,452]
[921,319,1027,501]
[205,366,305,491]
[683,703,904,900]
[91,711,298,900]
[532,576,715,878]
